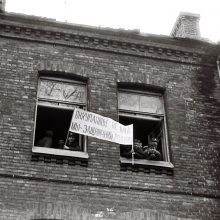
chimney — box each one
[0,0,6,12]
[171,12,201,39]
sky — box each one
[5,0,220,43]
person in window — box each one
[58,139,65,149]
[121,139,146,159]
[143,138,161,161]
[133,139,147,159]
[64,132,81,151]
[36,130,53,148]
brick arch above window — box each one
[37,60,90,80]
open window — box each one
[118,89,173,170]
[32,77,88,159]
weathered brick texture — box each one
[0,13,220,219]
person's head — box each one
[149,138,158,149]
[134,139,142,147]
[58,139,64,146]
[45,130,53,137]
[68,132,77,143]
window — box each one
[32,77,88,159]
[118,89,173,170]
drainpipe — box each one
[217,55,220,78]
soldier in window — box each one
[143,138,161,161]
[121,139,146,159]
[64,132,81,151]
[36,130,53,148]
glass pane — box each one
[62,83,86,103]
[118,92,139,111]
[119,92,164,114]
[140,95,164,114]
[38,79,86,104]
[39,80,61,101]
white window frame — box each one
[118,89,173,167]
[32,76,88,159]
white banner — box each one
[69,108,133,145]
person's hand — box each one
[64,145,69,150]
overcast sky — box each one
[5,0,220,43]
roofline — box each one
[0,11,212,43]
[0,11,219,67]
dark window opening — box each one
[119,115,163,161]
[34,105,83,151]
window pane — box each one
[38,79,86,104]
[38,80,61,100]
[118,92,140,111]
[140,95,164,114]
[118,92,164,114]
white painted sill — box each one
[120,157,174,169]
[32,146,89,159]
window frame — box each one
[118,88,173,169]
[32,76,88,159]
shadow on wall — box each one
[11,201,200,220]
[29,207,199,220]
[193,51,220,188]
[93,209,199,220]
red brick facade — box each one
[0,12,220,219]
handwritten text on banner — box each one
[69,108,133,145]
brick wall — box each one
[0,176,219,220]
[0,13,220,219]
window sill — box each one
[120,157,174,175]
[32,146,89,166]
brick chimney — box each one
[0,0,6,12]
[171,12,201,39]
